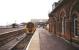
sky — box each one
[0,0,59,26]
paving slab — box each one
[39,28,77,50]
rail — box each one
[0,27,26,50]
[0,27,25,35]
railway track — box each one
[0,28,26,50]
[0,27,34,50]
[11,34,33,50]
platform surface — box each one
[26,28,77,50]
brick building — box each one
[48,0,79,41]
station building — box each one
[48,0,79,41]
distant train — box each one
[25,22,36,34]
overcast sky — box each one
[0,0,59,26]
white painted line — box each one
[26,29,40,50]
[26,34,34,50]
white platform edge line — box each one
[26,31,37,50]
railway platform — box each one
[26,28,78,50]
